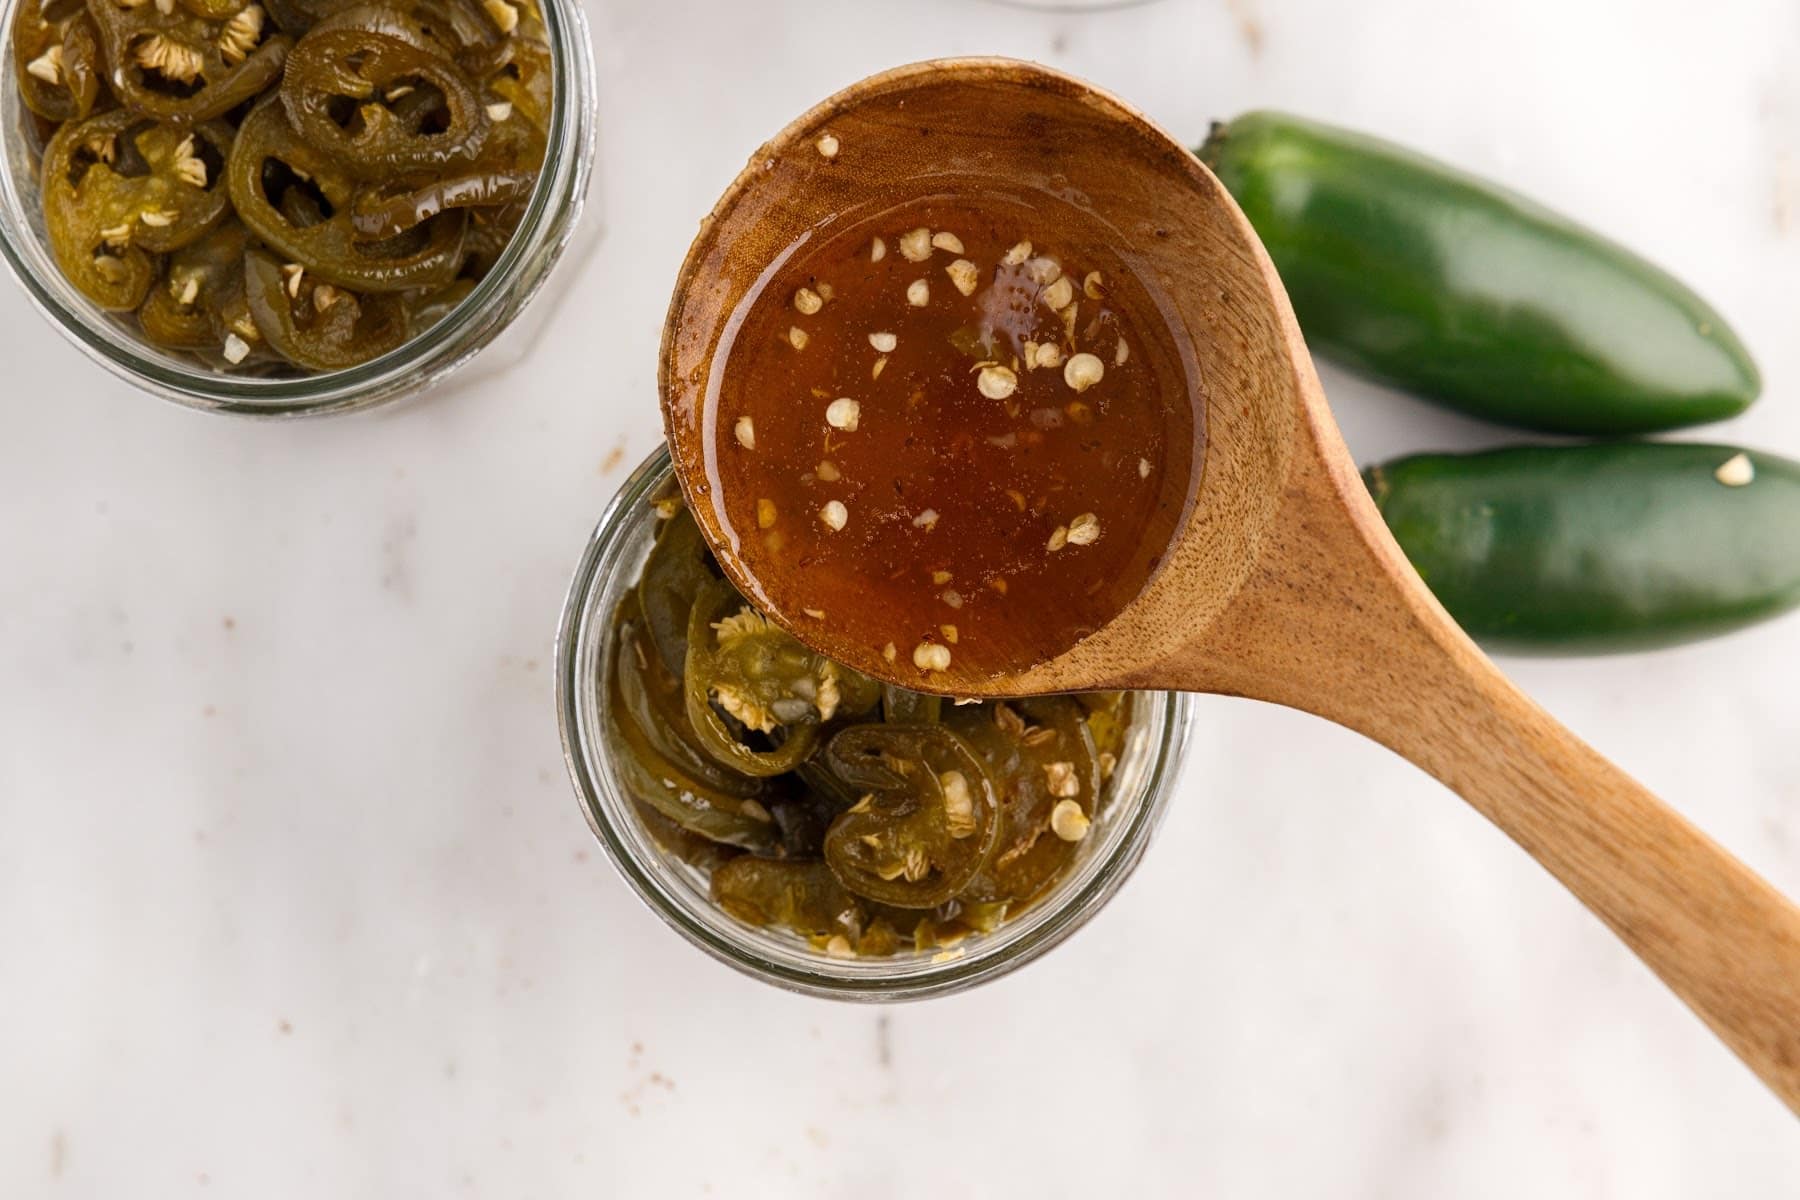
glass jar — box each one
[555,446,1195,1000]
[0,0,596,417]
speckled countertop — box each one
[4,0,1799,1194]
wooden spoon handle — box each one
[1377,656,1800,1115]
[1151,454,1800,1113]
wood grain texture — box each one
[662,57,1800,1115]
[1136,398,1800,1118]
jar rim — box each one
[554,445,1195,1001]
[0,0,597,417]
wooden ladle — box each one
[660,58,1800,1113]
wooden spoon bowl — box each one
[662,58,1293,686]
[661,58,1800,1114]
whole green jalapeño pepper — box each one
[1199,112,1761,435]
[1366,443,1800,652]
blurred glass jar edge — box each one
[555,445,1195,1001]
[0,0,597,418]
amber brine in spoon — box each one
[691,184,1202,684]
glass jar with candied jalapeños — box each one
[556,447,1195,999]
[0,0,594,414]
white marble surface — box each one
[4,0,1799,1194]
